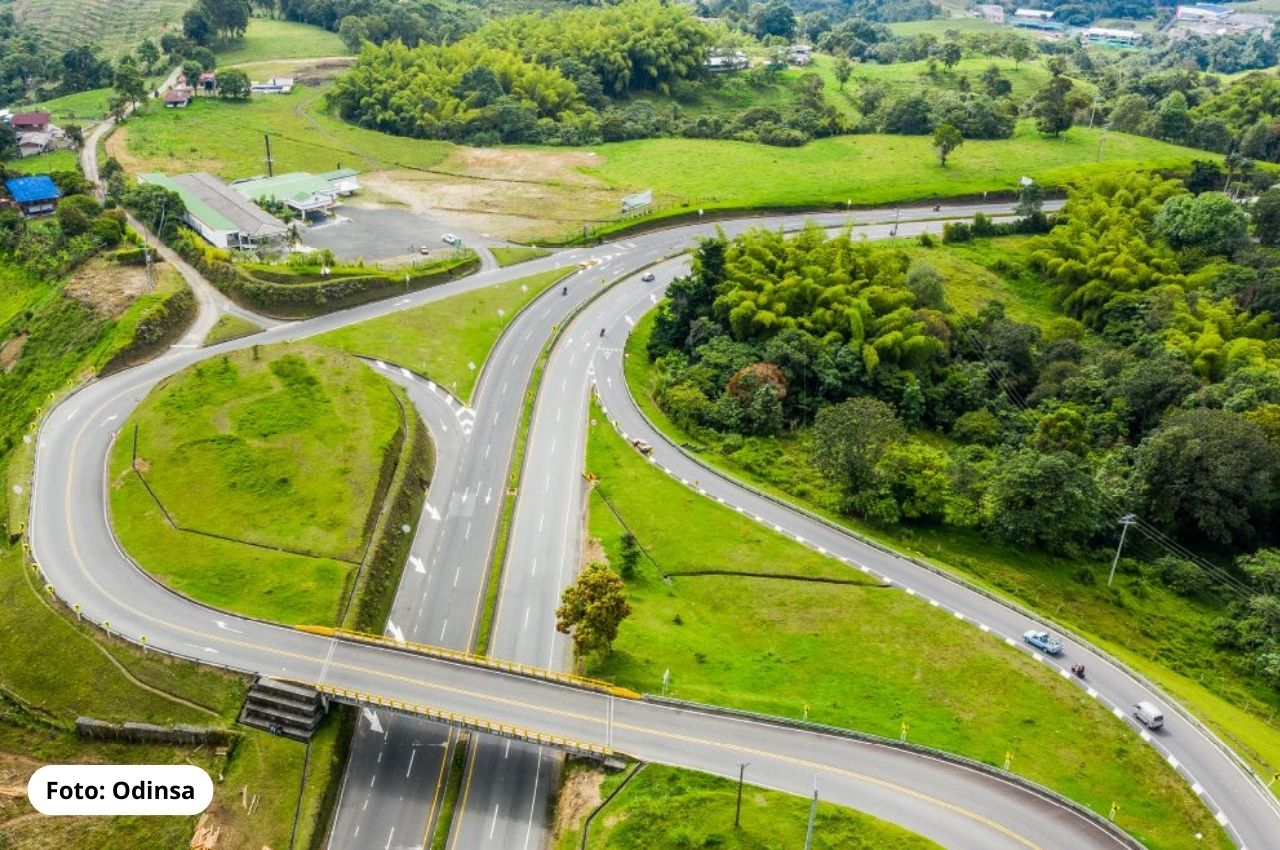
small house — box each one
[787,44,814,66]
[16,131,54,157]
[250,77,294,95]
[4,175,62,217]
[11,111,51,133]
[198,72,217,94]
[980,5,1006,23]
[164,89,192,109]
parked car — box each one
[1022,630,1062,655]
[640,272,656,282]
[441,233,461,246]
[1133,701,1164,730]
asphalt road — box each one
[26,201,1280,850]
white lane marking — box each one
[384,827,395,850]
[453,567,461,586]
[385,621,405,644]
[489,803,500,839]
[406,749,417,777]
[410,555,425,574]
[523,606,530,630]
[440,619,449,641]
[425,504,441,521]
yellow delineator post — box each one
[296,625,642,700]
[303,681,616,759]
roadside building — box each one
[163,89,193,108]
[1082,26,1144,46]
[1013,8,1054,21]
[15,131,54,157]
[980,4,1006,23]
[198,72,218,94]
[321,168,361,196]
[4,175,62,217]
[10,111,50,133]
[250,77,294,94]
[232,172,343,219]
[139,172,289,250]
[1175,3,1231,21]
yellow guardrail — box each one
[305,681,615,758]
[297,625,641,700]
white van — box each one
[1133,701,1164,730]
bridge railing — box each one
[303,681,617,760]
[296,625,641,700]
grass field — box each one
[203,314,263,346]
[554,764,945,850]
[316,266,575,402]
[3,150,79,175]
[110,85,452,180]
[12,0,190,56]
[109,345,404,624]
[218,19,350,67]
[584,403,1228,850]
[491,246,553,267]
[22,88,112,122]
[888,17,1010,35]
[852,56,1063,102]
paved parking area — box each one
[301,206,487,261]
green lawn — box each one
[3,150,79,175]
[112,84,452,180]
[203,313,263,346]
[109,344,404,624]
[556,764,944,850]
[851,56,1065,103]
[491,246,552,267]
[901,237,1061,324]
[316,266,575,402]
[888,17,1010,35]
[584,120,1179,215]
[22,88,112,122]
[218,18,350,66]
[584,403,1228,850]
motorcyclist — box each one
[600,328,606,337]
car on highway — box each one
[1022,630,1062,655]
[640,272,656,282]
[442,233,461,246]
[1133,701,1165,730]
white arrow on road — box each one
[386,621,405,645]
[410,555,426,574]
[214,620,243,634]
[363,708,383,734]
[425,504,441,521]
[484,487,492,505]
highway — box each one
[24,201,1280,850]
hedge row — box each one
[100,284,197,376]
[174,233,479,318]
[347,406,434,634]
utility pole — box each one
[1107,514,1137,587]
[264,133,274,178]
[734,763,749,828]
[803,780,819,850]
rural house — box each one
[4,175,62,217]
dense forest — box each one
[643,174,1280,687]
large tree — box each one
[1252,187,1280,246]
[812,397,906,497]
[932,123,963,167]
[1134,408,1279,547]
[984,449,1102,555]
[556,563,631,658]
[1153,192,1249,256]
[1033,75,1074,137]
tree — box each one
[181,60,205,87]
[555,563,631,658]
[113,57,147,109]
[218,68,250,100]
[833,56,852,91]
[932,123,963,167]
[939,41,962,71]
[183,7,213,44]
[618,533,640,580]
[56,195,99,237]
[1016,180,1044,218]
[137,39,160,72]
[752,0,796,39]
[1033,75,1074,137]
[1153,192,1249,256]
[880,92,932,135]
[1185,160,1224,195]
[1106,94,1149,135]
[338,15,369,53]
[981,65,1011,98]
[1134,408,1279,546]
[1252,187,1280,245]
[123,184,186,240]
[0,123,14,160]
[985,449,1101,555]
[1153,90,1190,143]
[906,263,947,310]
[812,397,906,497]
[1008,38,1032,69]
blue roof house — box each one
[4,175,62,217]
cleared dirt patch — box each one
[361,146,621,242]
[553,765,605,844]
[1,333,28,373]
[65,259,150,318]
